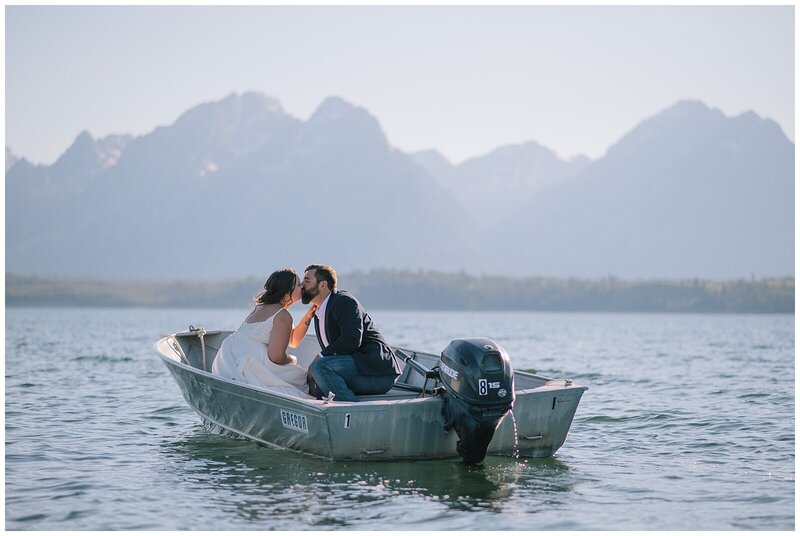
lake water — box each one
[4,307,795,530]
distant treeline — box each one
[6,271,794,313]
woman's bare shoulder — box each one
[245,303,280,323]
[273,308,293,326]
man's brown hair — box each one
[305,264,337,292]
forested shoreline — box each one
[6,271,793,313]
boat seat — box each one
[358,386,435,401]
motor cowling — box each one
[438,338,515,464]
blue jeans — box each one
[309,355,396,402]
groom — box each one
[301,264,402,402]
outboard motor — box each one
[437,338,515,464]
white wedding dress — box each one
[211,311,312,399]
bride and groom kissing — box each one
[211,264,403,401]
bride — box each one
[211,268,317,398]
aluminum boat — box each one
[154,327,587,463]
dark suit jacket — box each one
[313,291,402,377]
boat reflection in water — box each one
[159,427,576,527]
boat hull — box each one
[156,331,587,461]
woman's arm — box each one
[289,304,317,348]
[267,310,295,365]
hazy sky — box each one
[5,5,795,165]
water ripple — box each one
[73,354,134,363]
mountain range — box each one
[5,92,794,280]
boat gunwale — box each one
[155,334,588,408]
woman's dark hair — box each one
[255,268,298,305]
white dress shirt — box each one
[315,294,331,348]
